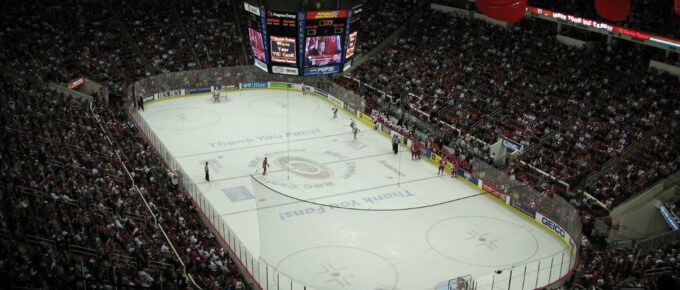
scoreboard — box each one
[244,3,268,72]
[303,10,347,75]
[244,3,361,76]
[266,10,299,75]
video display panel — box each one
[345,31,357,59]
[304,35,342,67]
[270,36,297,64]
[266,10,299,74]
[248,28,266,61]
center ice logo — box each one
[250,149,356,189]
[277,156,332,179]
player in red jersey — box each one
[262,157,270,176]
[411,140,419,160]
[438,159,447,175]
[416,140,423,160]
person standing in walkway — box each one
[205,161,210,182]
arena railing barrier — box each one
[130,65,582,289]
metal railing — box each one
[474,247,576,290]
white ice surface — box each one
[139,90,568,290]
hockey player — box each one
[262,157,271,176]
[332,107,338,119]
[213,89,220,103]
[416,141,422,160]
[450,159,458,178]
[352,125,360,139]
[411,141,419,161]
[301,82,306,95]
[438,158,447,175]
[350,119,356,129]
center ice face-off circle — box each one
[277,156,333,179]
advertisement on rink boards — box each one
[268,82,294,89]
[313,88,328,97]
[509,198,537,218]
[345,105,357,115]
[186,87,211,95]
[145,89,185,103]
[536,212,576,249]
[240,82,268,89]
[219,85,237,90]
[327,94,344,108]
[481,180,507,201]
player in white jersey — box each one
[352,125,360,139]
[213,89,220,103]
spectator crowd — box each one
[0,0,679,289]
[0,76,247,288]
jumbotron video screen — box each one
[244,2,362,76]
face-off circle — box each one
[426,216,539,267]
[146,107,221,131]
[248,96,320,117]
[274,246,398,290]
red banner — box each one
[305,10,348,19]
[476,0,527,23]
[595,0,631,22]
[676,0,680,16]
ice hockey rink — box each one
[138,89,570,290]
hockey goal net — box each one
[448,275,475,290]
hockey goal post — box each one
[448,275,476,290]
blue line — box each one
[220,175,446,216]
